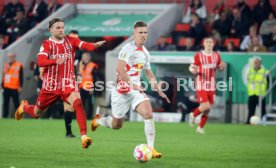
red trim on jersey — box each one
[136,47,143,51]
[126,64,131,71]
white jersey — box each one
[117,41,151,86]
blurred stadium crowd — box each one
[0,0,276,52]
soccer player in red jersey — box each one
[15,18,105,148]
[188,37,225,134]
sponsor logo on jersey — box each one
[202,63,217,69]
[50,52,72,59]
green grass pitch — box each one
[0,119,276,168]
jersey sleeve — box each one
[143,49,151,70]
[68,36,95,51]
[37,40,51,57]
[118,46,131,62]
[37,41,56,67]
[192,52,200,66]
[216,52,222,66]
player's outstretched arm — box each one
[75,38,106,51]
[145,69,170,103]
[94,41,106,48]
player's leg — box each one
[94,116,124,129]
[63,102,75,138]
[91,89,130,131]
[189,90,211,127]
[67,91,92,148]
[135,100,162,159]
[196,91,214,134]
[135,100,154,146]
[15,89,57,120]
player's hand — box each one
[218,62,225,71]
[189,64,198,75]
[77,74,82,82]
[18,87,22,93]
[95,41,106,47]
[158,90,170,103]
[56,58,65,64]
[133,84,144,92]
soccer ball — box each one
[133,144,152,162]
[250,116,260,125]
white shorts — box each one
[111,88,149,118]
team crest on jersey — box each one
[119,52,127,59]
[66,44,71,52]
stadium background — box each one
[0,1,276,167]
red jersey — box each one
[192,51,221,91]
[37,35,95,91]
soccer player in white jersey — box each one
[90,21,170,158]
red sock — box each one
[23,105,39,118]
[73,99,87,135]
[192,107,201,117]
[199,110,210,128]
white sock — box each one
[81,135,87,140]
[96,116,113,128]
[144,119,155,148]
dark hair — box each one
[227,41,234,46]
[268,11,275,19]
[69,30,79,35]
[134,21,147,29]
[49,17,64,29]
[204,36,213,40]
[190,0,202,9]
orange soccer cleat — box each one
[15,100,28,120]
[148,146,163,159]
[82,136,92,149]
[90,114,101,132]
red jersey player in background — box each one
[15,18,105,148]
[189,37,225,134]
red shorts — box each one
[36,88,75,110]
[196,90,215,104]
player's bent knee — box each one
[113,125,122,130]
[200,103,211,112]
[71,92,81,100]
[143,111,153,119]
[112,123,122,130]
[112,119,123,130]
